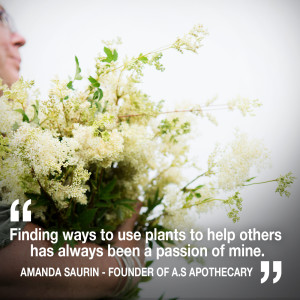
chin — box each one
[3,71,19,87]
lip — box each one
[9,56,21,70]
[12,56,21,64]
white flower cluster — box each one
[0,98,22,136]
[11,123,79,177]
[228,96,262,116]
[73,124,124,168]
[161,184,216,231]
[214,132,269,190]
[172,24,208,53]
[0,25,279,232]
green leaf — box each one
[93,88,103,101]
[53,232,65,253]
[112,49,118,61]
[104,47,112,57]
[102,47,113,63]
[77,208,98,228]
[145,260,154,268]
[67,238,77,248]
[148,240,153,249]
[100,193,120,200]
[31,101,40,124]
[118,203,136,212]
[193,185,204,190]
[138,54,148,63]
[102,47,117,63]
[98,89,103,100]
[25,192,49,208]
[140,276,152,283]
[93,90,99,100]
[74,56,82,80]
[65,201,74,219]
[102,57,113,63]
[116,198,137,204]
[101,178,117,195]
[158,293,165,300]
[246,177,256,182]
[30,200,49,208]
[67,81,74,90]
[15,109,29,123]
[165,239,175,245]
[156,240,165,248]
[116,207,124,220]
[94,202,111,208]
[88,76,100,88]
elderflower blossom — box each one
[162,185,186,213]
[205,95,218,106]
[92,113,117,134]
[228,96,262,116]
[161,184,211,231]
[121,123,153,169]
[215,132,269,190]
[0,135,10,159]
[101,37,122,47]
[73,124,124,167]
[61,92,93,125]
[46,163,90,207]
[0,77,34,109]
[205,112,218,125]
[11,123,80,177]
[0,155,34,205]
[162,209,200,232]
[49,79,70,100]
[0,99,22,136]
[172,24,208,53]
[160,177,219,228]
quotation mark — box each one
[10,199,31,222]
[260,261,282,284]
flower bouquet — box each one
[0,24,294,298]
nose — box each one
[11,32,26,47]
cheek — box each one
[0,45,17,86]
[0,39,9,70]
[0,52,7,80]
[0,27,11,60]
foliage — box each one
[0,23,294,276]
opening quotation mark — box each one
[260,261,282,284]
[10,199,31,222]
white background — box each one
[3,0,300,298]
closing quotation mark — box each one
[260,261,282,284]
[10,199,31,222]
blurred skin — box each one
[0,6,26,86]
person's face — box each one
[0,8,26,86]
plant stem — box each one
[115,67,125,105]
[181,198,224,210]
[118,106,229,119]
[181,172,206,191]
[39,117,49,126]
[242,179,277,187]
